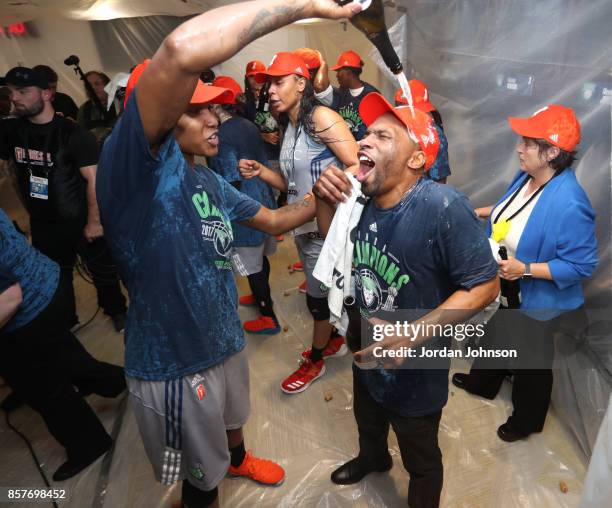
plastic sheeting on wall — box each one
[365,1,612,458]
[580,394,612,508]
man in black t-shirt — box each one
[0,67,127,332]
[314,49,379,140]
[32,65,79,121]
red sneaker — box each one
[302,336,348,360]
[243,316,281,335]
[298,280,307,294]
[239,294,257,307]
[228,450,285,486]
[292,262,303,272]
[281,358,325,394]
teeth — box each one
[359,154,374,164]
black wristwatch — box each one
[522,262,533,279]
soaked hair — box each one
[525,137,577,172]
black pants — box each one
[246,256,277,322]
[30,218,126,323]
[0,275,126,460]
[353,372,443,508]
[464,308,558,435]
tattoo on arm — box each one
[277,194,314,214]
[238,4,306,46]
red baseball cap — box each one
[508,104,581,152]
[394,80,436,113]
[254,52,310,81]
[245,60,266,77]
[212,76,243,101]
[359,92,440,171]
[293,48,321,70]
[331,50,363,71]
[125,59,234,108]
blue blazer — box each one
[487,169,598,320]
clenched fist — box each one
[239,159,262,179]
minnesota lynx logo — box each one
[192,190,234,257]
[338,105,363,134]
[354,233,410,313]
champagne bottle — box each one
[498,246,521,309]
[336,0,403,74]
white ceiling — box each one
[0,0,220,25]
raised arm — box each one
[313,50,331,93]
[136,0,362,147]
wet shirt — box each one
[279,115,340,235]
[96,91,261,381]
[209,116,276,247]
[0,209,59,332]
[426,123,451,182]
[353,178,498,417]
[0,116,98,221]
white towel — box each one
[313,175,366,334]
[104,72,130,110]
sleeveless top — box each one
[279,114,341,235]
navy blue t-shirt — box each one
[331,82,379,141]
[0,209,59,332]
[96,92,261,381]
[208,116,276,247]
[426,123,451,182]
[353,178,498,417]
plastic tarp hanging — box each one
[367,1,612,458]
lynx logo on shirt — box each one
[14,146,53,166]
[191,190,234,260]
[354,232,410,313]
[338,105,363,134]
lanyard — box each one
[492,172,557,225]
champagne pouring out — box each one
[337,0,415,115]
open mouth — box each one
[357,152,376,182]
[207,133,219,147]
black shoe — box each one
[52,439,112,482]
[497,422,528,443]
[111,313,126,333]
[331,456,392,485]
[1,392,24,413]
[451,373,469,390]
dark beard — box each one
[15,98,44,118]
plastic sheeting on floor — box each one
[0,238,587,507]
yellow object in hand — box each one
[492,220,511,243]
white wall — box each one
[0,18,105,106]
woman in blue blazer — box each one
[452,104,598,442]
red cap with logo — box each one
[331,50,363,71]
[394,80,436,113]
[359,92,440,171]
[508,104,581,152]
[124,59,234,108]
[245,60,266,77]
[293,48,321,70]
[212,76,243,101]
[254,52,310,81]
